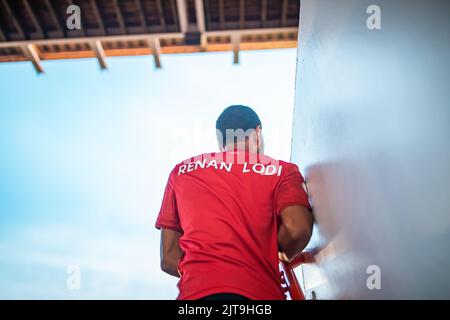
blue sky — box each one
[0,48,297,299]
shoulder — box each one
[268,158,305,183]
[281,160,300,171]
[260,154,300,170]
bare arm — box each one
[160,228,184,277]
[278,205,314,262]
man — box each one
[155,105,313,300]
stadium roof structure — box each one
[0,0,300,73]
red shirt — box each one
[155,151,310,300]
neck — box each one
[224,141,258,153]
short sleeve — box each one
[274,163,311,216]
[155,172,183,233]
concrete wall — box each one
[291,0,450,299]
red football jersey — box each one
[155,150,311,300]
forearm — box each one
[278,223,311,261]
[160,229,184,278]
[161,255,181,278]
[277,205,314,262]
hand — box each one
[278,252,291,262]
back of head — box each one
[216,105,262,150]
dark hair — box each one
[216,105,262,147]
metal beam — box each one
[239,0,245,29]
[23,0,44,38]
[148,37,162,69]
[194,0,205,32]
[2,0,26,39]
[135,0,147,31]
[0,28,296,49]
[176,0,188,33]
[0,32,185,48]
[90,40,107,69]
[231,33,240,65]
[170,0,178,31]
[218,0,225,30]
[194,0,207,50]
[90,0,106,35]
[206,27,297,37]
[21,44,44,73]
[199,34,207,51]
[155,0,166,32]
[112,0,126,34]
[44,0,63,37]
[0,23,6,41]
[204,0,211,29]
[261,0,267,27]
[281,0,288,26]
